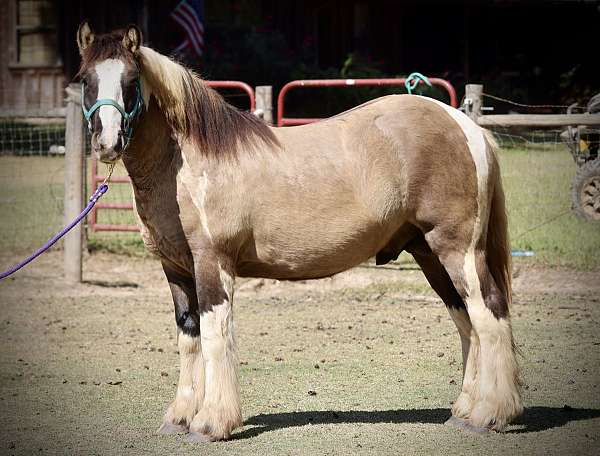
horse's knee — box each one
[164,265,201,336]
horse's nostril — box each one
[91,132,103,150]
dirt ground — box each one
[0,251,599,456]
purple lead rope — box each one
[0,184,109,280]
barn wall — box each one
[0,0,66,116]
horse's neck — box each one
[123,98,176,192]
[122,97,192,265]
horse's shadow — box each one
[233,406,600,440]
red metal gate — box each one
[276,77,457,127]
[89,81,256,232]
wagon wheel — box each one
[571,159,600,222]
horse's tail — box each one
[483,129,512,307]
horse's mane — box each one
[137,46,278,158]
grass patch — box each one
[0,147,598,269]
[500,147,600,269]
[87,233,148,257]
[0,156,64,251]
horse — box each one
[76,22,523,441]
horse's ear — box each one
[122,24,142,53]
[76,21,95,55]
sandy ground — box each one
[0,251,599,455]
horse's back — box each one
[272,94,487,224]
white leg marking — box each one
[462,206,521,429]
[95,59,125,149]
[190,267,241,440]
[160,332,204,432]
[447,308,479,419]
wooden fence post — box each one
[255,85,273,124]
[64,83,85,283]
[465,84,483,123]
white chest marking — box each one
[180,153,213,240]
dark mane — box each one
[136,46,278,159]
[179,71,279,159]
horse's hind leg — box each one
[463,250,522,431]
[188,254,242,442]
[158,264,204,434]
[426,231,522,431]
[406,237,479,421]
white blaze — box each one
[95,59,125,149]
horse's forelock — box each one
[78,31,137,77]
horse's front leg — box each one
[157,264,204,434]
[188,254,241,442]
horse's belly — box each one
[235,216,398,280]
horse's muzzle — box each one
[92,131,123,163]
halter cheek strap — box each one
[81,79,144,150]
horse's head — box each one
[77,22,144,163]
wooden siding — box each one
[0,0,66,117]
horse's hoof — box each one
[157,422,188,435]
[186,431,215,443]
[445,416,491,434]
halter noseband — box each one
[81,79,144,150]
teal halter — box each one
[81,79,144,150]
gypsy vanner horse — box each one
[76,22,522,441]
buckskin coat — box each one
[77,22,522,441]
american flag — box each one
[171,0,205,58]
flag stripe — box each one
[173,13,202,53]
[171,0,204,58]
[173,5,203,45]
[180,2,204,34]
[173,39,190,54]
[172,11,203,56]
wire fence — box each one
[0,118,66,156]
[1,97,598,268]
[0,120,66,253]
[486,126,599,268]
